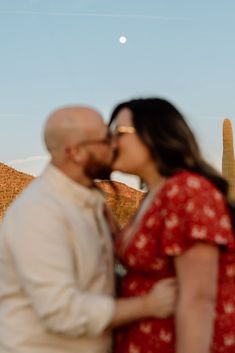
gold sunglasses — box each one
[112,126,136,137]
[78,130,113,146]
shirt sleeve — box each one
[4,195,115,337]
[160,174,234,256]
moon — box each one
[119,36,127,44]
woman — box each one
[109,98,235,353]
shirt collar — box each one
[42,164,105,208]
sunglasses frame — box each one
[78,130,113,146]
[112,126,136,137]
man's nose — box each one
[110,135,118,150]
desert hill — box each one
[97,180,144,225]
[0,163,144,225]
[0,163,34,221]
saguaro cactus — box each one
[222,118,235,200]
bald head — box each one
[44,106,106,159]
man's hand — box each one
[145,277,177,318]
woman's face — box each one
[111,108,153,176]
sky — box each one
[0,0,235,188]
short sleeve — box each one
[160,173,234,256]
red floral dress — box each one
[114,171,235,353]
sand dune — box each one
[0,163,143,224]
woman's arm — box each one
[174,243,219,353]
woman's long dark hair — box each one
[109,98,235,230]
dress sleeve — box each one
[160,174,234,256]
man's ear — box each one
[65,144,84,164]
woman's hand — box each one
[145,278,177,318]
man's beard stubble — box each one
[84,154,112,181]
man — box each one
[0,106,176,353]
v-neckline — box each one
[117,179,167,256]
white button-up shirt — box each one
[0,164,115,353]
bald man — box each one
[0,106,176,353]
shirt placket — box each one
[93,203,115,295]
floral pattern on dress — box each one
[114,171,235,353]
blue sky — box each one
[0,0,235,186]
